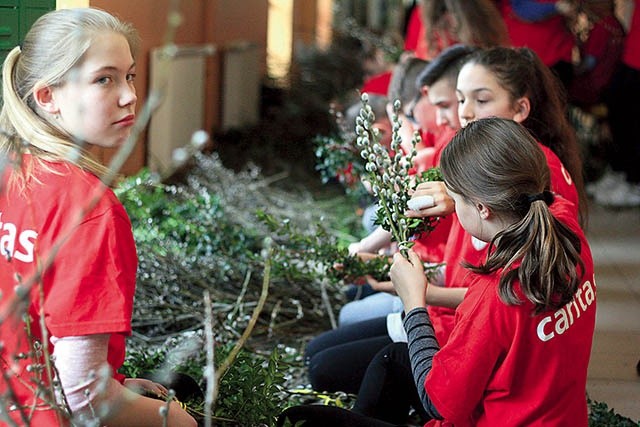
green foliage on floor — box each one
[115,152,377,425]
[588,399,639,427]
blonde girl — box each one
[0,7,196,426]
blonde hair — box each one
[0,7,139,186]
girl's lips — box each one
[115,114,135,126]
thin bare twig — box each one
[202,290,215,427]
[213,239,273,392]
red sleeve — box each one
[44,201,137,338]
[361,71,392,96]
[425,276,510,423]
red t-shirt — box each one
[425,196,596,426]
[622,0,640,69]
[404,5,423,52]
[361,71,392,97]
[430,127,457,168]
[409,126,458,265]
[412,214,453,265]
[501,0,574,66]
[429,143,579,345]
[0,155,137,424]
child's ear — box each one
[477,202,491,219]
[512,97,531,123]
[32,82,59,115]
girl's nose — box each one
[120,83,137,107]
[458,101,472,123]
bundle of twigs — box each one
[118,152,356,347]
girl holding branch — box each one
[279,118,596,427]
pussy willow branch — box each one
[355,94,417,257]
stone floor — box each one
[584,201,640,422]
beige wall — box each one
[86,0,270,175]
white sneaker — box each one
[586,171,626,197]
[593,180,640,208]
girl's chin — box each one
[93,135,131,149]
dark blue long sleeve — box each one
[511,0,559,21]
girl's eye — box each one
[127,73,136,82]
[97,76,112,85]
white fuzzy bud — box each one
[191,130,209,149]
[172,147,188,165]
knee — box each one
[304,330,334,363]
[338,300,365,326]
[376,342,409,367]
[306,352,335,392]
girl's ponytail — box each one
[0,8,138,185]
[483,191,584,313]
[1,46,24,152]
[441,117,585,313]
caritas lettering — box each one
[536,279,596,342]
[0,213,38,263]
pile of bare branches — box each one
[119,152,355,348]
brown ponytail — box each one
[441,118,584,313]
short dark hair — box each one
[417,44,478,87]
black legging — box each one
[353,342,429,424]
[305,316,391,394]
[277,405,403,427]
[282,342,429,426]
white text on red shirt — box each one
[536,278,596,342]
[0,212,38,263]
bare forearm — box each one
[425,286,467,309]
[53,335,196,427]
[100,389,197,427]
